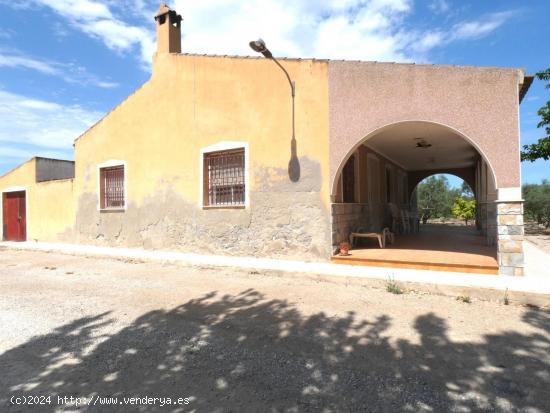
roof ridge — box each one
[177,52,525,71]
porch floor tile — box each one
[333,224,498,274]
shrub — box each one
[386,277,403,295]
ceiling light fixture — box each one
[414,137,432,148]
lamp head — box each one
[249,39,273,58]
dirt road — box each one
[1,249,549,412]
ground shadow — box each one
[1,290,549,412]
[525,221,550,237]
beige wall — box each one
[72,54,333,259]
[0,159,75,241]
[33,178,74,241]
[328,61,524,193]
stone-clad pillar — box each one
[496,201,524,276]
[486,202,497,246]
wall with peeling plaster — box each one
[71,54,333,260]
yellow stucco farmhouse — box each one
[0,4,532,276]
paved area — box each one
[335,224,498,273]
[2,239,550,301]
[525,222,550,255]
[1,249,549,412]
[524,240,550,279]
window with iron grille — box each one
[100,165,125,209]
[204,149,245,207]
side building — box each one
[1,158,74,242]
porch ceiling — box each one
[365,122,479,171]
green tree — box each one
[521,69,550,162]
[416,175,460,223]
[451,197,476,225]
[460,181,474,199]
[523,179,550,228]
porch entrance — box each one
[330,121,499,274]
[2,191,26,241]
[332,224,498,274]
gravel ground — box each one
[525,222,550,255]
[1,248,549,412]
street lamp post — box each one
[249,39,300,182]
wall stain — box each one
[73,158,331,261]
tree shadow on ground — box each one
[1,290,549,412]
[525,222,550,236]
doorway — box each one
[2,191,26,241]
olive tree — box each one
[523,180,550,229]
[522,69,550,162]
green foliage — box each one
[521,136,550,162]
[503,289,510,306]
[456,295,471,304]
[460,181,474,199]
[417,175,462,222]
[521,69,550,162]
[523,179,550,228]
[386,276,403,295]
[451,197,476,225]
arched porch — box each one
[330,121,500,274]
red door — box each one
[2,191,26,241]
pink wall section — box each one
[328,61,524,193]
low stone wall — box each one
[486,202,498,246]
[331,203,369,251]
[496,201,524,276]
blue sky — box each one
[0,0,548,185]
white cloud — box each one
[171,0,513,62]
[0,89,103,153]
[0,50,118,88]
[0,28,15,39]
[410,31,446,54]
[173,0,415,61]
[429,0,450,14]
[452,11,515,40]
[83,19,153,55]
[0,145,69,161]
[40,0,113,20]
[3,1,515,66]
[409,11,516,58]
[0,52,60,75]
[24,0,156,65]
[1,146,37,159]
